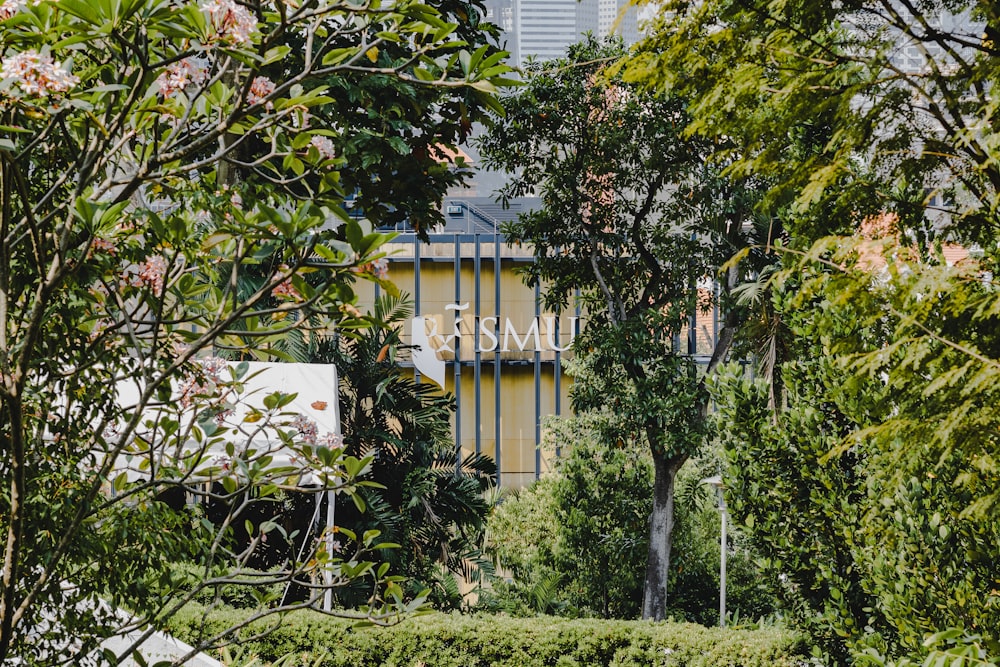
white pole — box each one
[323,364,341,613]
[323,488,335,612]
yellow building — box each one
[355,215,573,488]
[356,198,723,488]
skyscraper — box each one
[598,0,639,46]
[483,0,642,67]
[514,0,599,65]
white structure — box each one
[100,631,225,667]
[113,361,341,484]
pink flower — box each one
[317,432,343,448]
[201,0,257,44]
[309,135,336,161]
[134,254,167,292]
[178,357,230,408]
[351,259,389,280]
[0,0,40,20]
[89,237,117,256]
[370,258,389,280]
[0,0,25,19]
[1,50,78,96]
[213,406,235,425]
[200,356,229,380]
[290,414,318,444]
[271,264,302,301]
[155,58,209,99]
[247,76,274,109]
[271,278,301,301]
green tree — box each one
[482,409,651,619]
[632,1,1000,660]
[312,294,497,610]
[545,412,653,619]
[482,477,568,616]
[478,35,764,620]
[712,255,1000,661]
[254,0,508,232]
[484,407,780,622]
[628,1,1000,242]
[0,0,512,662]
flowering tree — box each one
[0,0,511,662]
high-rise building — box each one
[483,0,641,67]
[598,0,639,45]
[515,0,599,65]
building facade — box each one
[482,0,636,67]
[361,198,724,488]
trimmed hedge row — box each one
[168,604,810,666]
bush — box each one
[166,563,285,610]
[483,412,652,619]
[168,604,810,666]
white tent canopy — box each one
[112,361,341,484]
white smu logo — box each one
[410,303,580,388]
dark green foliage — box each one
[667,467,783,628]
[483,414,781,623]
[628,0,1000,241]
[230,0,510,234]
[312,295,496,608]
[712,364,885,664]
[481,477,569,616]
[0,0,515,657]
[483,413,653,619]
[550,423,652,619]
[633,1,1000,662]
[168,603,811,667]
[479,34,767,619]
[711,263,1000,662]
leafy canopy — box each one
[0,0,512,662]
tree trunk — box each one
[641,449,684,621]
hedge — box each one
[167,604,810,666]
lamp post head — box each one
[700,475,724,489]
[701,475,726,511]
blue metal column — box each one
[554,310,561,418]
[534,281,541,480]
[494,234,502,486]
[454,234,462,474]
[474,234,482,456]
[413,235,422,383]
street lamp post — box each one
[701,475,727,627]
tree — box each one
[712,252,1000,662]
[631,0,1000,661]
[312,294,497,610]
[483,404,781,622]
[630,1,1000,243]
[0,0,512,662]
[478,35,766,620]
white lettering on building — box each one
[410,303,580,387]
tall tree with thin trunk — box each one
[478,36,768,620]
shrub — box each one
[168,604,810,666]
